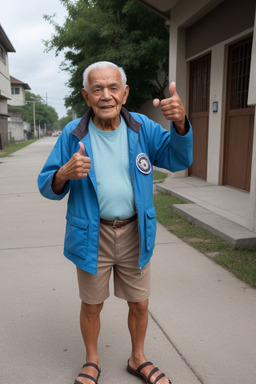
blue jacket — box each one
[37,107,193,274]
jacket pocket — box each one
[145,207,157,252]
[65,215,89,258]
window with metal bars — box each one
[229,38,252,109]
[0,45,6,64]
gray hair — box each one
[82,61,127,91]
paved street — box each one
[0,137,256,384]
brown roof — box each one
[10,76,31,90]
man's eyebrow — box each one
[109,82,120,87]
[91,82,120,88]
[91,83,102,88]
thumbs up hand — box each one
[52,141,91,194]
[65,141,91,180]
[153,82,186,135]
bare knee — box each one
[81,301,104,322]
[128,299,149,318]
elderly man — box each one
[38,61,192,384]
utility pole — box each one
[33,101,36,137]
[26,99,41,138]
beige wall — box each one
[248,9,256,106]
[8,86,26,106]
[186,0,255,59]
[0,55,12,100]
[138,99,170,131]
[207,44,225,185]
[249,8,256,232]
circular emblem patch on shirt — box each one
[136,153,152,175]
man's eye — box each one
[94,88,101,94]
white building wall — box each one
[8,115,29,141]
[207,44,226,185]
[0,55,12,100]
[248,8,256,232]
[0,98,8,115]
[8,86,26,106]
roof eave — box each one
[0,24,15,52]
[135,0,170,20]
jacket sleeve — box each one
[167,116,193,171]
[140,114,193,172]
[37,133,72,200]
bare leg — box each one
[75,301,103,384]
[128,299,149,364]
[127,299,170,384]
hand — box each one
[61,142,91,180]
[52,142,91,195]
[153,82,186,134]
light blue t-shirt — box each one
[89,116,136,220]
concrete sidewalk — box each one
[0,137,256,384]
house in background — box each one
[0,24,15,149]
[8,76,31,141]
[9,76,31,106]
[136,0,256,231]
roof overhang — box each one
[135,0,180,20]
[10,76,31,90]
[0,24,15,52]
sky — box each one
[0,0,72,118]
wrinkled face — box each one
[81,67,129,130]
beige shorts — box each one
[76,219,151,304]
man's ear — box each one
[81,88,91,107]
[122,85,129,105]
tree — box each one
[9,91,59,129]
[53,109,74,130]
[44,0,169,115]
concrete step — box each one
[173,203,256,248]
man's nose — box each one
[101,88,111,99]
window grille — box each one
[11,87,20,95]
[229,38,252,109]
[0,45,6,64]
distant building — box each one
[0,24,15,148]
[8,76,32,141]
[8,76,31,107]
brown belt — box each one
[100,214,137,229]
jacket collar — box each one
[70,106,142,140]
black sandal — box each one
[127,360,172,384]
[74,362,101,384]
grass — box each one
[153,191,256,288]
[153,170,168,183]
[0,139,38,158]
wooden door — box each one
[189,54,211,179]
[223,37,254,191]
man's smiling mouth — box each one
[100,105,114,109]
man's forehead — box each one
[88,67,122,85]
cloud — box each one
[0,0,72,118]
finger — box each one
[169,81,177,97]
[83,157,91,167]
[153,98,160,107]
[78,141,85,156]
